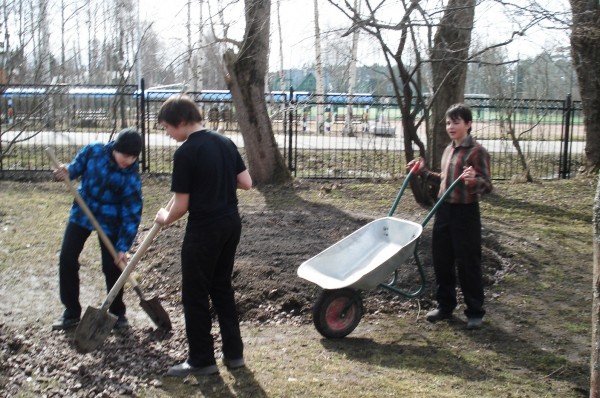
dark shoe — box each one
[113,315,129,330]
[467,317,483,330]
[52,315,80,330]
[222,357,245,369]
[425,309,453,323]
[166,361,219,377]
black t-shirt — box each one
[171,129,246,225]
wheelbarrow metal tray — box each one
[297,217,423,290]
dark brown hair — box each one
[446,103,473,134]
[157,94,203,126]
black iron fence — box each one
[0,83,583,180]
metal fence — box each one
[0,83,583,180]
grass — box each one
[164,176,589,397]
[0,176,595,397]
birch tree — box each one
[344,0,360,136]
[33,0,51,83]
[276,0,285,91]
[313,0,325,133]
[185,0,204,91]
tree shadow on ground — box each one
[321,333,492,381]
[485,191,591,224]
[462,319,589,395]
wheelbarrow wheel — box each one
[313,288,363,339]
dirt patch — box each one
[138,181,506,325]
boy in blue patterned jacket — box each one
[51,128,143,331]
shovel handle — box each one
[99,200,175,308]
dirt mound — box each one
[136,186,505,325]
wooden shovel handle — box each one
[99,197,174,310]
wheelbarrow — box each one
[297,165,466,338]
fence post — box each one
[560,94,572,179]
[287,87,295,172]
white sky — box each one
[141,0,571,71]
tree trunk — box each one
[429,0,476,170]
[345,0,360,136]
[569,0,600,175]
[223,0,291,186]
[314,0,325,134]
[593,175,600,397]
[197,0,204,91]
[186,0,194,89]
[499,111,533,182]
[276,0,285,91]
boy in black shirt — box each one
[154,95,252,376]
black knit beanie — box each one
[113,128,142,157]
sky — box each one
[141,0,571,72]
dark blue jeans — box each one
[431,202,485,319]
[59,222,126,319]
[181,212,243,367]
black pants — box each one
[59,222,125,319]
[182,213,243,368]
[431,202,485,319]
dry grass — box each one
[0,176,595,397]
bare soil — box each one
[0,176,593,397]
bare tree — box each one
[59,0,85,83]
[32,0,52,83]
[594,175,600,398]
[569,0,600,175]
[476,46,533,182]
[276,0,285,91]
[313,0,325,133]
[0,0,25,83]
[568,0,600,394]
[344,0,360,136]
[223,0,291,185]
[328,0,542,203]
[429,0,475,170]
[185,0,204,91]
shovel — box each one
[46,148,172,339]
[74,212,172,353]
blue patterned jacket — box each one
[67,141,143,252]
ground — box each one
[0,176,594,397]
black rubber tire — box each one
[312,288,363,339]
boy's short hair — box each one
[157,94,203,127]
[446,103,472,134]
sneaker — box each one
[113,315,129,330]
[467,317,483,330]
[52,315,80,331]
[166,361,219,377]
[425,309,453,323]
[222,357,245,369]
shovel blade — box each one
[140,297,172,331]
[74,307,118,353]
